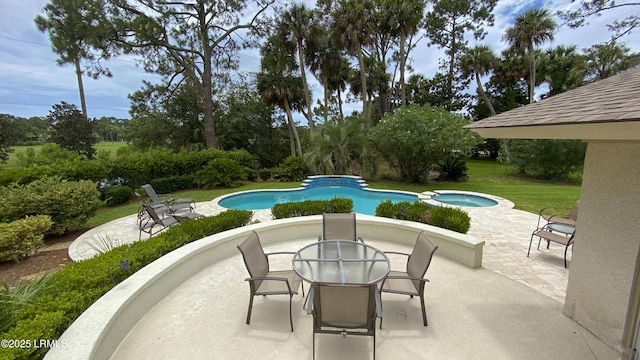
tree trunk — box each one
[528,43,535,104]
[322,75,329,123]
[199,3,217,148]
[476,73,496,116]
[287,121,295,156]
[298,43,315,132]
[356,43,369,122]
[74,57,88,120]
[399,31,407,106]
[283,98,302,156]
[337,87,344,121]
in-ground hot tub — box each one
[422,190,502,208]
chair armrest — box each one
[357,236,365,243]
[265,251,296,257]
[384,275,430,283]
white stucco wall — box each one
[564,141,640,351]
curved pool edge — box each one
[45,215,483,360]
[420,190,515,210]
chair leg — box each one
[373,331,376,360]
[246,294,254,325]
[312,332,315,360]
[289,293,294,332]
[527,234,534,257]
[564,245,569,268]
[420,295,428,326]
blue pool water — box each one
[431,193,498,207]
[218,186,419,215]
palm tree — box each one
[278,4,322,132]
[460,45,498,116]
[331,0,375,122]
[387,0,425,106]
[584,42,640,81]
[307,117,372,175]
[256,36,304,156]
[503,9,557,103]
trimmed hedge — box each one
[272,197,353,219]
[0,177,102,235]
[149,175,198,194]
[0,209,252,360]
[375,200,471,234]
[101,186,134,207]
[0,216,53,262]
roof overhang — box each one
[470,121,640,141]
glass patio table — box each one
[292,240,390,284]
[547,222,575,235]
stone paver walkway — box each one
[67,192,570,303]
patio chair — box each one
[140,184,195,214]
[379,231,438,328]
[237,231,304,332]
[528,225,575,268]
[307,282,381,360]
[139,203,181,240]
[318,212,364,242]
[536,200,580,229]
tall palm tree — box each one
[503,9,557,103]
[460,45,498,116]
[278,4,322,132]
[331,0,375,122]
[257,36,304,156]
[387,0,425,106]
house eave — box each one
[468,121,640,141]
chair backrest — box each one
[142,203,167,223]
[141,184,160,203]
[237,231,269,289]
[322,213,357,241]
[568,200,580,221]
[312,282,377,331]
[407,231,438,289]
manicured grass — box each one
[88,159,581,227]
[4,142,127,167]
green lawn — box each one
[89,159,581,227]
[4,142,127,167]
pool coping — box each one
[420,190,515,210]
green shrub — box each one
[278,156,308,182]
[196,158,246,188]
[435,156,468,182]
[259,169,273,181]
[101,186,134,207]
[0,216,53,262]
[149,175,198,193]
[0,177,102,235]
[501,139,586,180]
[246,168,258,182]
[375,200,471,234]
[429,206,471,234]
[0,273,57,333]
[272,197,353,219]
[0,210,252,360]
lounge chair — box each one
[139,203,181,240]
[307,282,381,360]
[318,212,364,242]
[237,231,303,332]
[379,231,438,328]
[140,184,195,214]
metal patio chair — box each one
[318,212,364,242]
[307,282,381,360]
[140,184,195,213]
[379,231,438,328]
[237,231,303,332]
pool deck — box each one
[48,194,612,359]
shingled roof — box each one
[466,67,640,141]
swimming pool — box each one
[217,186,420,215]
[431,192,498,207]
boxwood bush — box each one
[0,209,252,360]
[101,186,134,207]
[375,200,471,234]
[0,177,102,235]
[0,216,53,262]
[272,197,353,219]
[149,175,198,194]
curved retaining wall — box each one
[45,215,483,360]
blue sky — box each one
[0,0,637,120]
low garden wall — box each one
[45,215,483,360]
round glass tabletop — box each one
[292,240,390,284]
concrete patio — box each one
[47,193,612,359]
